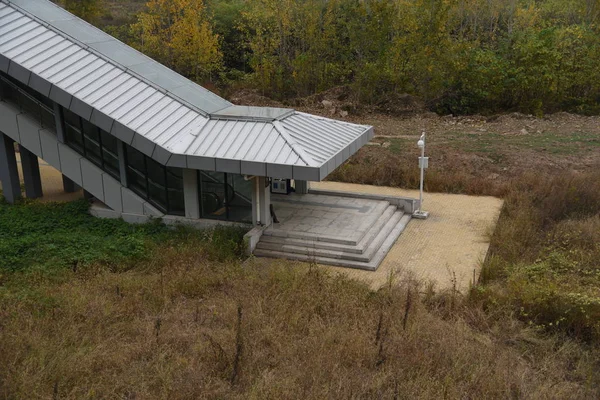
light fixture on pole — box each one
[413,132,429,219]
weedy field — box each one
[1,112,599,398]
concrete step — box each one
[263,201,395,246]
[259,205,398,254]
[254,214,412,271]
[256,210,404,262]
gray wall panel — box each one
[241,161,266,176]
[292,165,319,181]
[80,158,105,201]
[187,155,215,171]
[102,174,123,212]
[0,102,21,142]
[28,73,52,97]
[267,163,293,179]
[49,85,72,109]
[167,154,186,168]
[39,129,61,168]
[132,133,156,157]
[121,187,145,214]
[17,114,42,156]
[0,54,8,73]
[143,202,164,217]
[58,143,83,185]
[111,122,135,144]
[215,158,241,174]
[8,62,31,85]
[151,144,171,165]
[70,97,93,121]
[90,109,114,133]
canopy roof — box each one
[0,0,373,180]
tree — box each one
[131,0,223,82]
[63,0,103,24]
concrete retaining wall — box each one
[308,187,419,213]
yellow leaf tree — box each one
[132,0,222,82]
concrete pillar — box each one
[53,103,66,143]
[251,177,259,225]
[0,133,21,204]
[183,169,200,219]
[18,145,43,199]
[258,176,271,225]
[62,175,78,193]
[117,140,128,186]
[295,180,309,194]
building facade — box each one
[0,0,373,228]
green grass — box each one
[441,131,600,156]
[0,198,246,274]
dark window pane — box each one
[65,124,84,154]
[18,91,42,122]
[126,146,145,170]
[103,150,120,179]
[82,120,101,166]
[166,167,185,216]
[147,158,167,211]
[0,79,19,105]
[100,130,118,154]
[200,171,227,220]
[41,106,56,131]
[63,109,81,130]
[126,146,147,197]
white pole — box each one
[415,132,429,219]
[419,133,425,211]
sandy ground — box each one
[0,154,83,203]
[3,157,503,293]
[285,181,503,292]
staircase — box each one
[253,196,412,271]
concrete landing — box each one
[277,181,503,292]
[254,192,413,270]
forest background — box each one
[59,0,600,117]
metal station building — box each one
[0,0,416,270]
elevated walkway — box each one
[253,192,416,271]
[0,101,162,221]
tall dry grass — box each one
[1,241,598,399]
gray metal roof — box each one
[0,0,373,181]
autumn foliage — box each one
[130,0,222,82]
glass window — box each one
[64,109,84,154]
[100,130,120,179]
[146,157,168,212]
[124,145,185,215]
[199,172,253,222]
[0,76,19,105]
[126,146,147,198]
[82,119,102,166]
[167,168,185,216]
[227,173,253,223]
[200,171,228,220]
[0,72,55,131]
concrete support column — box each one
[0,133,21,203]
[183,169,200,219]
[62,175,78,193]
[251,177,259,225]
[117,140,128,186]
[18,145,43,199]
[258,176,271,225]
[295,180,309,194]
